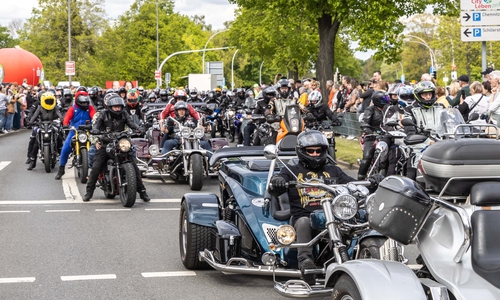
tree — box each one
[0,26,16,48]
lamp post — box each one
[67,0,72,86]
[156,1,159,88]
[231,49,239,90]
[405,35,436,71]
[202,29,228,74]
[259,60,264,86]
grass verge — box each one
[335,137,362,165]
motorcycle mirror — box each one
[468,112,479,122]
[264,144,278,160]
[401,118,416,127]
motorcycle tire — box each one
[229,134,234,143]
[44,145,51,173]
[79,148,89,184]
[237,132,243,145]
[332,274,362,300]
[179,201,212,270]
[210,124,216,138]
[119,163,137,207]
[189,153,203,191]
[357,237,386,259]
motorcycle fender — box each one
[182,193,220,228]
[326,260,426,300]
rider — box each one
[187,88,203,103]
[242,87,277,146]
[383,84,405,131]
[27,92,63,170]
[117,87,127,100]
[156,89,169,103]
[55,92,96,180]
[269,130,382,284]
[303,90,342,127]
[83,94,150,202]
[244,89,256,109]
[161,101,213,156]
[60,89,73,117]
[89,87,105,110]
[357,90,388,180]
[125,88,144,126]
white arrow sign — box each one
[461,26,500,42]
[461,11,500,26]
[461,0,500,11]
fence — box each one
[336,112,363,137]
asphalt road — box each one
[0,129,417,300]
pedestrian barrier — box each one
[336,112,362,137]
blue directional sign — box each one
[461,26,500,42]
[461,11,500,26]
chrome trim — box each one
[419,278,450,300]
[437,176,500,199]
[199,249,301,277]
[274,280,333,298]
[276,229,328,249]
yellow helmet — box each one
[41,92,57,110]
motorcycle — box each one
[95,131,137,207]
[370,176,500,300]
[234,106,251,145]
[222,103,236,142]
[69,123,92,183]
[149,116,211,191]
[36,120,61,173]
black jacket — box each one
[360,105,384,134]
[306,104,340,124]
[92,110,141,144]
[30,106,62,124]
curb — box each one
[336,159,359,170]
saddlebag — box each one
[369,176,434,245]
[209,138,229,151]
[420,138,500,196]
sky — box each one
[1,0,372,60]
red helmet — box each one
[173,90,187,100]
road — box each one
[0,129,417,299]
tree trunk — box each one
[317,13,340,104]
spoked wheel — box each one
[332,274,362,300]
[118,163,137,207]
[179,201,212,269]
[188,153,203,191]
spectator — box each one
[449,75,471,107]
[359,80,375,113]
[435,87,450,107]
[458,81,487,123]
[482,67,494,81]
[0,85,7,133]
[486,71,500,124]
[298,81,311,106]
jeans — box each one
[162,138,213,159]
[0,110,6,131]
[294,216,315,264]
[59,130,75,167]
[5,113,14,130]
[243,123,256,146]
[88,144,97,168]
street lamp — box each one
[259,60,264,86]
[156,1,159,87]
[67,0,72,86]
[405,35,436,71]
[231,49,239,90]
[202,29,228,74]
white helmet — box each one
[308,90,322,108]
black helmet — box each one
[262,86,277,102]
[107,95,125,118]
[118,87,127,97]
[159,89,169,102]
[76,95,90,111]
[236,88,245,100]
[76,86,88,93]
[371,90,389,108]
[245,89,254,98]
[277,78,291,99]
[413,81,436,109]
[207,91,216,100]
[148,92,157,102]
[296,130,329,170]
[88,87,97,97]
[63,89,73,103]
[174,101,188,120]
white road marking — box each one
[0,211,30,213]
[95,209,131,212]
[0,198,181,205]
[145,208,180,211]
[45,210,80,213]
[0,161,11,172]
[141,271,196,278]
[0,277,36,283]
[62,167,83,202]
[61,274,116,281]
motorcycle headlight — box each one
[44,133,50,139]
[119,139,131,152]
[332,194,358,220]
[181,127,191,138]
[149,144,159,156]
[193,127,205,139]
[78,133,88,143]
[322,131,334,138]
[291,119,299,132]
[276,225,296,245]
[365,194,376,216]
[228,110,235,118]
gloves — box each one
[368,174,385,191]
[90,129,100,135]
[270,176,287,195]
[266,114,278,123]
[363,128,372,135]
[332,120,342,127]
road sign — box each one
[154,70,161,80]
[461,26,500,41]
[460,0,500,11]
[65,61,75,76]
[461,11,500,26]
[165,72,171,83]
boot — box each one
[357,174,366,180]
[83,189,93,202]
[25,157,31,164]
[27,157,37,170]
[139,190,151,202]
[55,166,65,180]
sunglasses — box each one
[305,148,323,154]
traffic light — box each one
[337,73,341,82]
[431,70,437,80]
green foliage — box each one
[335,138,362,165]
[0,26,17,48]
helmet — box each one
[245,89,254,98]
[398,86,414,104]
[173,90,187,101]
[236,88,245,100]
[207,91,216,100]
[55,91,62,99]
[387,83,403,96]
[296,130,329,170]
[148,92,157,102]
[56,85,63,92]
[76,95,90,111]
[308,90,322,108]
[174,101,188,120]
[88,87,97,97]
[63,89,73,103]
[96,86,103,95]
[127,89,139,107]
[222,88,228,95]
[106,95,125,118]
[227,91,235,100]
[371,91,389,108]
[189,88,198,99]
[277,78,291,99]
[40,92,57,111]
[262,86,277,102]
[154,88,160,95]
[169,87,175,95]
[413,81,436,108]
[118,87,127,97]
[215,87,222,97]
[159,89,169,102]
[76,86,88,93]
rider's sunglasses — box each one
[305,148,323,154]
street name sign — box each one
[461,26,500,41]
[461,11,500,25]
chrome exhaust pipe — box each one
[199,249,301,277]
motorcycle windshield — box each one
[436,108,470,137]
[412,106,444,137]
